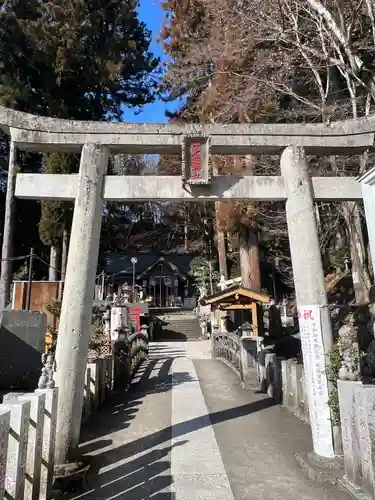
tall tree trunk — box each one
[215,201,228,279]
[334,226,345,273]
[342,201,371,303]
[61,227,69,281]
[248,228,261,292]
[240,225,251,289]
[239,225,261,291]
[49,244,59,282]
[184,219,188,251]
[330,156,371,302]
[0,142,17,310]
[217,229,228,279]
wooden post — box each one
[251,303,258,337]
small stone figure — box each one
[38,352,56,389]
[337,313,360,381]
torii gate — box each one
[0,105,374,465]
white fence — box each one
[0,355,113,500]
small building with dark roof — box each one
[105,252,197,307]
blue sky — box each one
[122,0,183,124]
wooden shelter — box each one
[200,285,269,337]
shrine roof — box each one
[200,285,269,307]
[105,252,196,278]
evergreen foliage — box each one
[0,0,159,275]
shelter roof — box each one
[200,285,269,309]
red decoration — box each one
[129,307,141,332]
[298,309,313,320]
[190,142,201,179]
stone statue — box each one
[337,313,360,381]
[38,353,56,389]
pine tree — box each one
[0,0,159,293]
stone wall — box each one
[0,310,47,390]
[258,354,309,423]
[337,380,375,499]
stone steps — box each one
[155,313,202,341]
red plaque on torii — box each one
[182,135,211,184]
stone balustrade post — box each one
[0,141,17,310]
[257,348,267,392]
[265,354,282,402]
[99,359,106,404]
[356,384,375,495]
[2,400,31,500]
[281,146,334,458]
[54,144,108,464]
[88,361,100,411]
[35,388,58,500]
[19,393,46,500]
[83,366,92,422]
[338,381,375,497]
[281,360,288,408]
[289,361,299,412]
[0,407,11,500]
[106,356,114,394]
[241,339,258,388]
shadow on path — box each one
[70,357,275,500]
[154,329,188,342]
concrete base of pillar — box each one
[337,478,372,500]
[295,451,344,485]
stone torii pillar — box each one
[54,144,108,464]
[281,147,335,459]
[359,166,375,276]
[0,141,17,310]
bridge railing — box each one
[212,331,309,423]
[213,331,242,376]
[212,331,259,389]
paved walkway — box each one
[71,341,348,500]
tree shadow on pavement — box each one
[70,441,187,500]
[154,328,188,342]
[79,358,195,444]
[71,358,276,500]
[149,344,187,358]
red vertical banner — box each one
[190,142,202,180]
[129,307,141,333]
[183,135,210,184]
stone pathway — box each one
[69,341,348,500]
